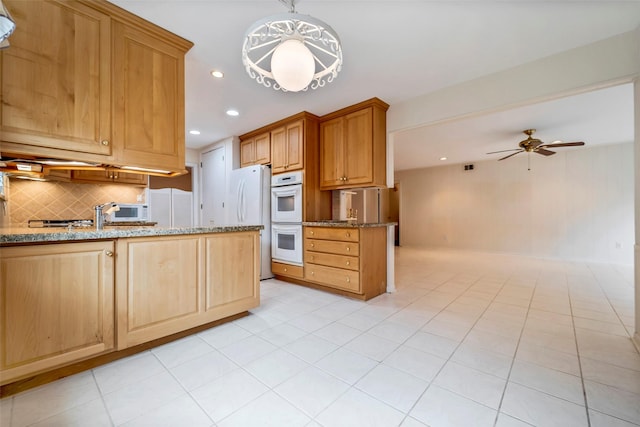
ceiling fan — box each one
[487,129,585,161]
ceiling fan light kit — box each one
[487,129,585,163]
[242,0,342,92]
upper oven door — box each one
[271,184,302,223]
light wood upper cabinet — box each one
[111,22,186,172]
[0,0,192,176]
[0,0,112,156]
[0,241,115,384]
[271,119,304,173]
[238,111,330,220]
[240,132,270,168]
[319,98,389,190]
[71,169,148,186]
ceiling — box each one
[110,1,639,170]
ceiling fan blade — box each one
[535,148,556,156]
[539,141,585,148]
[487,148,522,154]
[499,150,524,161]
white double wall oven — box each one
[271,171,304,266]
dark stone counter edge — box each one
[0,225,264,244]
[302,221,397,228]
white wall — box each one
[396,142,634,265]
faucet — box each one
[94,202,119,230]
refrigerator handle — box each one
[236,180,242,222]
[239,180,246,222]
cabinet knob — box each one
[346,232,350,238]
[346,277,350,283]
[310,231,314,235]
[101,140,109,146]
[311,243,314,248]
[346,261,350,266]
[346,247,350,251]
[311,271,314,275]
[105,251,113,257]
[284,267,288,272]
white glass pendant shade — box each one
[0,0,16,47]
[271,39,315,92]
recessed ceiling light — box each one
[226,109,239,117]
[210,70,224,78]
[189,130,201,135]
[440,157,447,161]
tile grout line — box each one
[489,268,539,427]
[569,261,596,427]
[392,269,518,426]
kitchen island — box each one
[0,226,261,394]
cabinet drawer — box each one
[305,264,360,292]
[305,239,360,256]
[305,250,358,271]
[272,261,304,279]
[305,227,359,242]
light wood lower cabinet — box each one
[304,226,387,300]
[116,231,260,349]
[0,241,115,384]
[271,261,304,279]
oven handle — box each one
[271,187,300,197]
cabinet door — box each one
[271,126,287,173]
[71,169,113,183]
[319,117,345,188]
[284,120,304,171]
[116,236,201,348]
[344,108,374,185]
[240,139,256,168]
[71,169,147,185]
[112,22,186,172]
[204,232,259,315]
[0,241,115,384]
[0,0,111,156]
[254,132,271,165]
[113,171,148,185]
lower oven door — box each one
[271,223,303,266]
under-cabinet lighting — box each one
[189,130,201,135]
[16,163,42,172]
[121,166,172,174]
[226,109,239,117]
[210,70,224,78]
[439,157,447,161]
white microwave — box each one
[106,203,149,222]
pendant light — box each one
[0,0,15,50]
[242,0,342,92]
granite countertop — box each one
[303,221,397,228]
[0,225,263,245]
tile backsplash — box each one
[6,179,145,227]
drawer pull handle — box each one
[346,233,350,238]
[105,251,113,257]
[311,243,314,248]
[346,261,350,266]
[310,231,314,235]
[284,268,288,272]
[346,277,350,283]
[346,247,350,251]
[311,271,314,275]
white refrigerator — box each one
[228,165,273,280]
